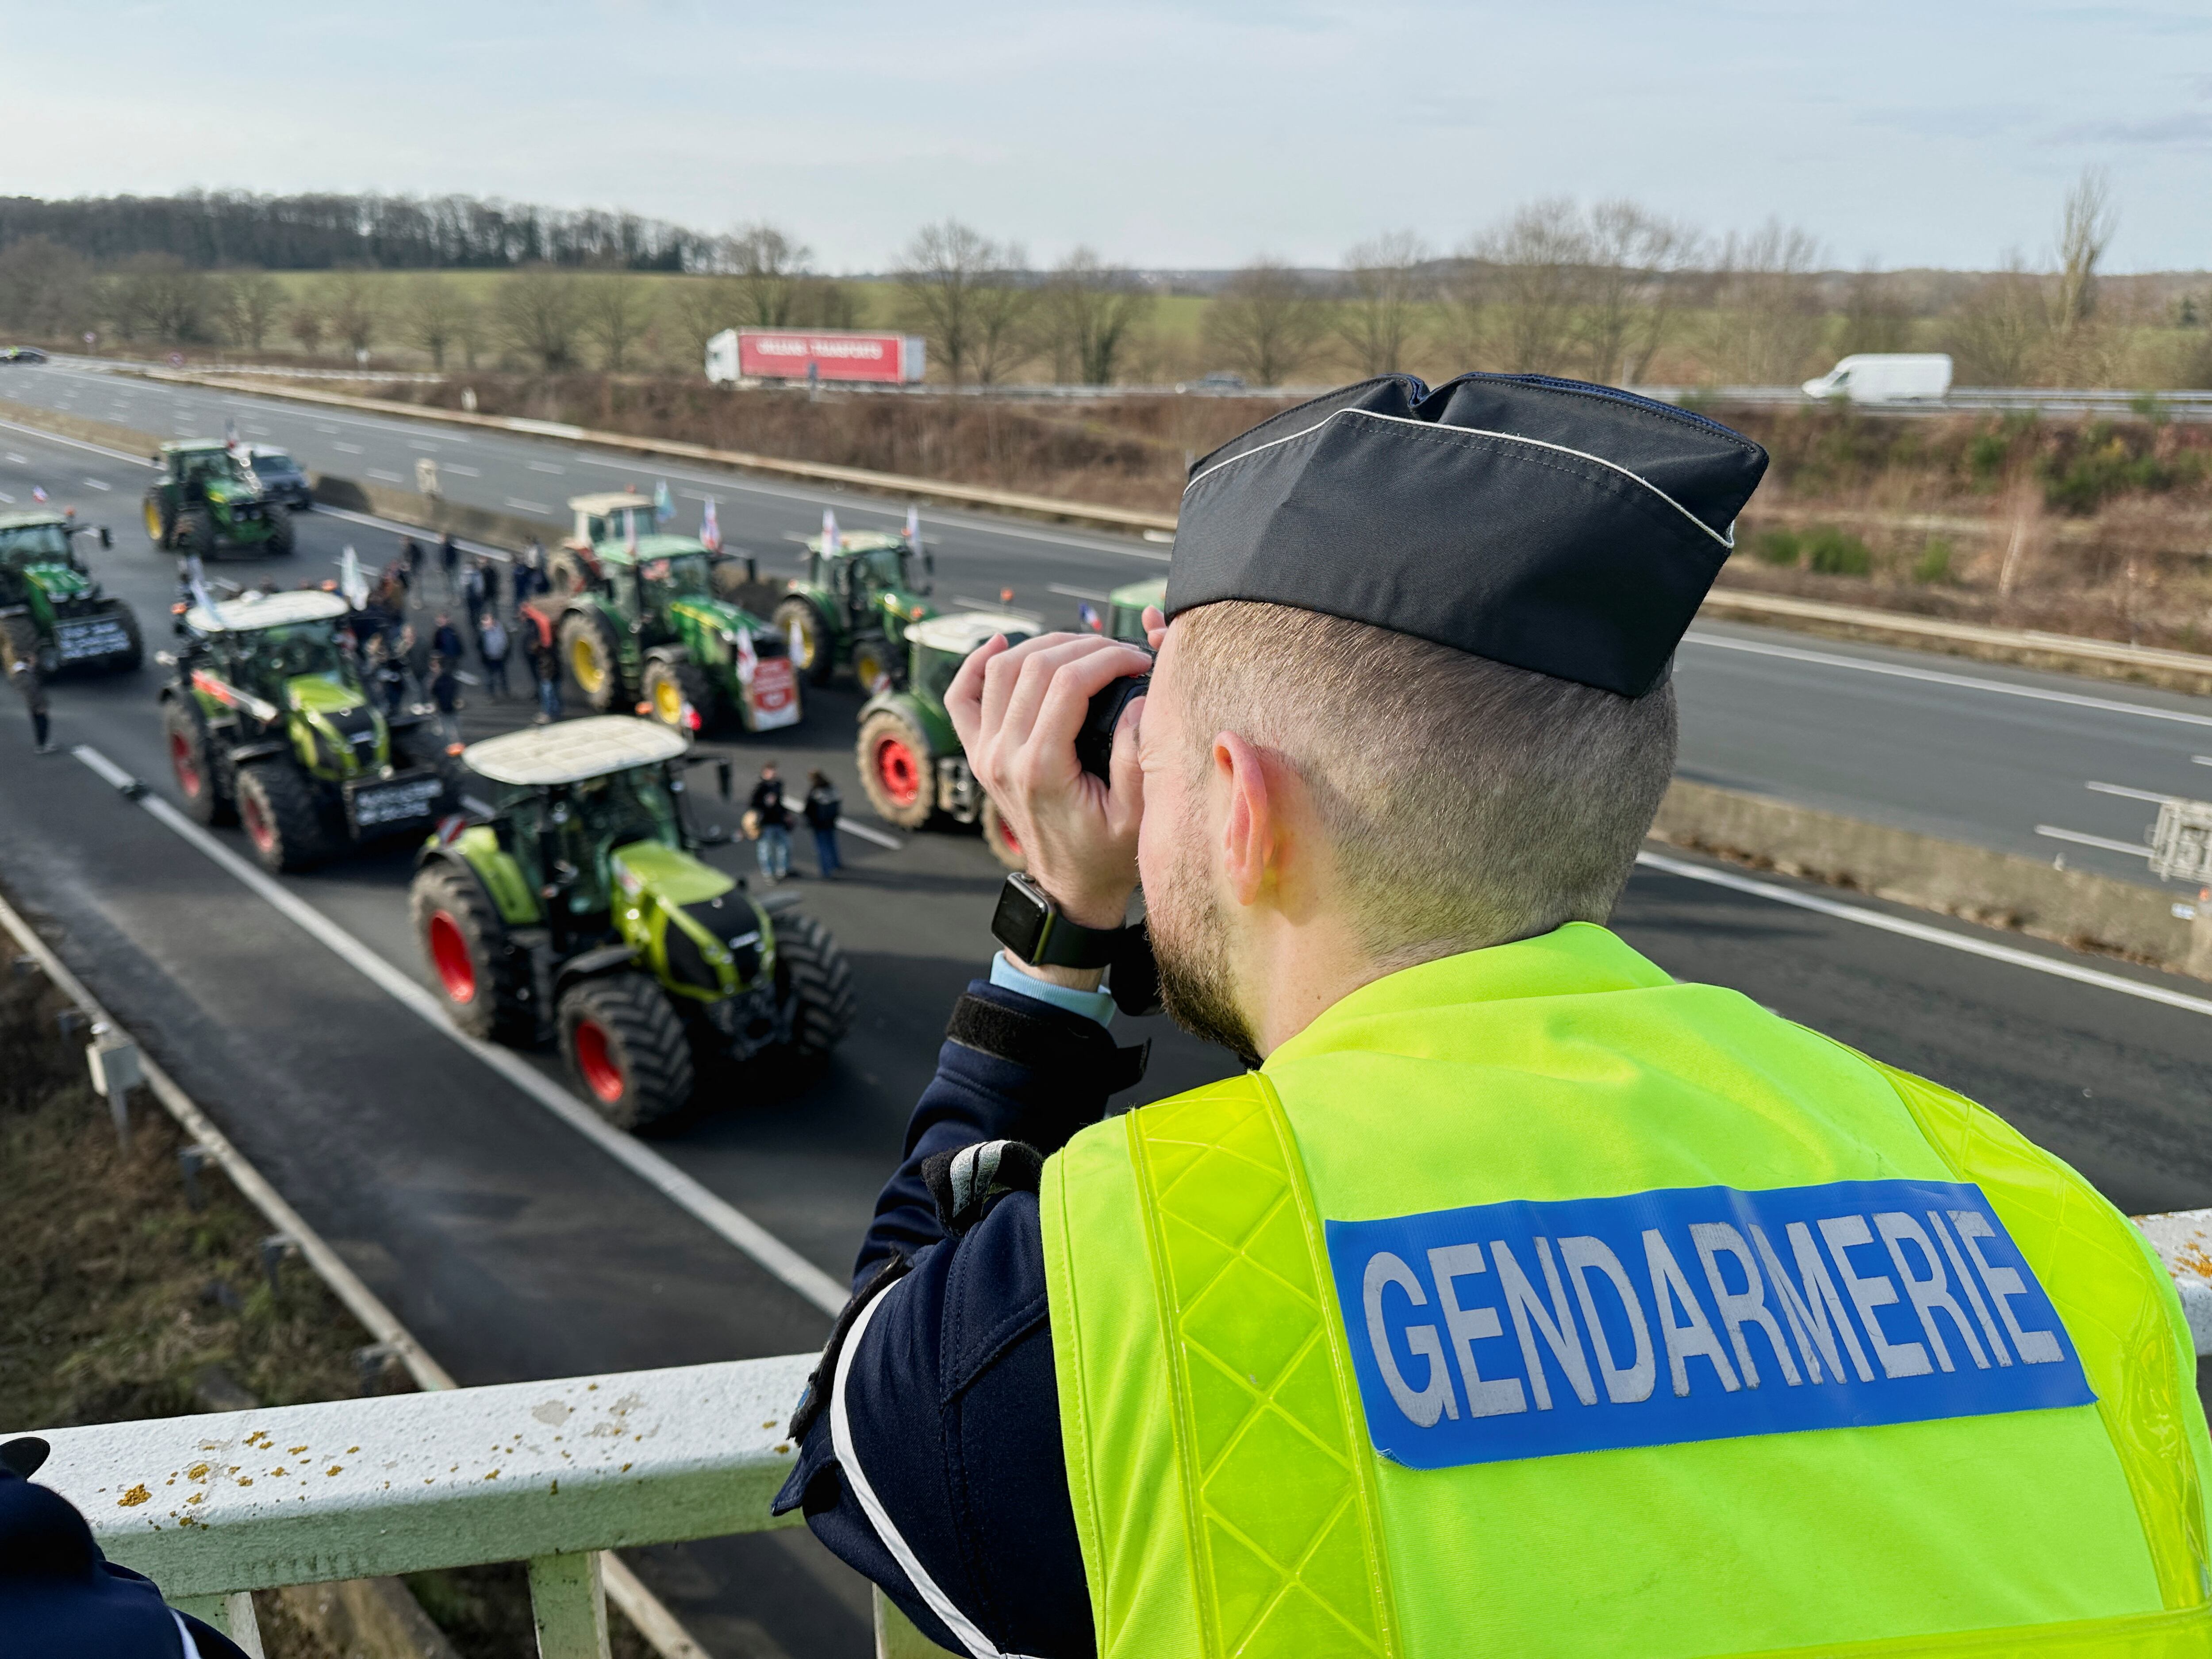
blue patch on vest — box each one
[1324,1180,2096,1469]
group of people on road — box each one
[746,762,842,883]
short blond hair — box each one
[1172,601,1675,964]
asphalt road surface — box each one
[4,395,2212,1656]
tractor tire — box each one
[143,493,173,549]
[411,862,531,1042]
[104,603,144,673]
[774,597,833,685]
[178,505,216,557]
[265,503,296,556]
[557,971,694,1130]
[850,633,898,693]
[547,549,591,597]
[980,794,1026,871]
[558,608,626,713]
[856,707,934,829]
[641,656,715,733]
[235,759,330,873]
[773,910,856,1061]
[164,697,234,825]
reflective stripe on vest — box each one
[1041,929,2212,1659]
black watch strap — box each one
[946,993,1150,1094]
[993,872,1125,968]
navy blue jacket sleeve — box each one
[772,979,1118,1658]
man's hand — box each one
[948,631,1150,932]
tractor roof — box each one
[594,533,709,566]
[162,439,231,455]
[908,611,1038,655]
[807,531,907,556]
[463,714,689,786]
[184,589,351,633]
[569,491,649,515]
[0,509,70,530]
[1109,576,1167,607]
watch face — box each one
[991,873,1049,957]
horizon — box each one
[8,2,2208,276]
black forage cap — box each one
[1163,373,1769,697]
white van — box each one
[1801,353,1953,404]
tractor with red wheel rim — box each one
[409,715,854,1129]
[159,588,452,873]
[853,611,1034,869]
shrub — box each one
[1803,524,1873,576]
[1750,527,1801,566]
[1912,538,1954,584]
[1967,430,2011,483]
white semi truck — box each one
[1801,354,1954,404]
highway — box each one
[5,357,2207,888]
[4,388,2212,1656]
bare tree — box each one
[319,267,382,358]
[1456,200,1589,373]
[1943,256,2047,385]
[1578,202,1696,384]
[793,277,863,330]
[404,276,469,369]
[2051,168,2115,341]
[1039,249,1153,384]
[578,269,655,371]
[108,254,215,343]
[1702,220,1825,384]
[669,275,742,369]
[216,270,286,352]
[896,221,1037,386]
[730,223,812,326]
[498,265,584,371]
[1203,259,1326,386]
[0,236,96,341]
[287,297,326,357]
[1335,232,1432,376]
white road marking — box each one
[0,417,152,467]
[0,492,14,503]
[837,819,903,851]
[1682,630,2212,729]
[310,502,511,562]
[529,461,566,475]
[2196,756,2211,768]
[334,441,365,453]
[441,464,482,477]
[505,497,551,514]
[1048,583,1111,602]
[68,744,849,1318]
[368,469,404,483]
[81,478,111,491]
[2086,781,2173,803]
[1635,849,2212,1016]
[2035,825,2153,858]
[4,452,25,463]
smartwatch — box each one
[991,872,1125,968]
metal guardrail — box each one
[22,1356,813,1658]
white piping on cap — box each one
[1183,406,1736,550]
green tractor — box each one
[160,589,452,872]
[142,441,298,557]
[772,528,937,691]
[411,716,855,1128]
[855,611,1036,869]
[1097,576,1164,645]
[0,510,142,676]
[550,529,803,737]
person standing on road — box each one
[431,612,462,665]
[773,374,2212,1658]
[429,655,462,749]
[438,532,459,603]
[803,768,843,877]
[477,612,510,702]
[8,645,52,753]
[401,536,423,603]
[749,762,791,883]
[521,601,561,724]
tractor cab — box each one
[1102,577,1165,645]
[145,440,293,556]
[0,509,138,675]
[568,491,658,552]
[776,529,937,688]
[0,511,103,602]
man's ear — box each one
[1215,730,1276,906]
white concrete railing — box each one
[23,1355,814,1659]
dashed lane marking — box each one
[70,743,849,1319]
[1635,849,2212,1018]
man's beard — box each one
[1148,821,1261,1068]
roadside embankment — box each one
[1651,779,2212,980]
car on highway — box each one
[161,588,451,871]
[0,346,49,364]
[0,509,142,676]
[248,447,315,511]
[855,610,1036,867]
[411,716,855,1127]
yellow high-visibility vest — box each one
[1041,924,2212,1657]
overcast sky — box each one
[12,2,2209,273]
